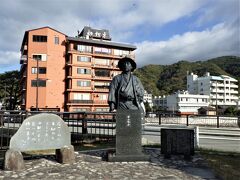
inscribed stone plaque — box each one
[108,109,149,162]
[10,113,71,151]
[161,128,194,157]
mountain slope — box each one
[134,56,240,96]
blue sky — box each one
[0,0,239,73]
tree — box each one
[224,106,237,116]
[0,70,20,110]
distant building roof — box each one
[67,36,137,50]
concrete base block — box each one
[4,149,25,171]
[56,145,75,164]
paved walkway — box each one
[0,148,218,179]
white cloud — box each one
[135,20,240,66]
[195,0,239,26]
[0,0,238,72]
[0,51,20,66]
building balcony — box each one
[92,53,115,59]
[211,89,225,93]
[93,100,108,104]
[211,82,224,87]
[21,45,28,54]
[225,95,239,100]
[230,90,238,94]
[20,55,27,64]
[92,76,112,80]
[230,84,238,88]
[94,87,109,92]
[68,48,92,55]
[92,64,112,69]
[68,100,93,104]
[66,88,93,92]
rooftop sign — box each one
[78,26,111,40]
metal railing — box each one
[145,112,240,128]
[0,110,116,150]
[0,110,239,150]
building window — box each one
[33,35,47,42]
[77,80,91,87]
[94,47,111,54]
[99,94,108,100]
[95,58,110,66]
[95,69,110,77]
[31,80,46,87]
[77,56,91,62]
[54,36,59,44]
[32,67,47,74]
[76,45,92,53]
[73,108,90,112]
[32,67,37,74]
[95,108,109,112]
[32,54,47,61]
[73,93,90,100]
[77,68,91,74]
[113,49,129,56]
[94,81,109,89]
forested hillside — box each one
[134,56,240,96]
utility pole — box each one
[36,58,39,111]
[215,80,218,115]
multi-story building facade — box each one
[153,92,209,115]
[166,91,209,114]
[187,72,239,107]
[20,27,66,111]
[19,26,136,112]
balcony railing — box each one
[94,100,108,104]
[68,100,93,104]
[20,55,27,64]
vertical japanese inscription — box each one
[9,113,71,151]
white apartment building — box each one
[153,91,209,114]
[187,72,239,107]
[167,91,209,114]
[143,90,153,108]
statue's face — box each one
[122,61,132,72]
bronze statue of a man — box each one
[108,57,145,112]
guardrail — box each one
[0,111,239,150]
[0,111,116,150]
[145,112,240,128]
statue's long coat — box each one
[108,73,145,110]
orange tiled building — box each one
[19,26,136,112]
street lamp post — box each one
[36,58,39,111]
[215,80,218,116]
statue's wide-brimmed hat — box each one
[117,57,137,72]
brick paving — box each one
[0,148,218,180]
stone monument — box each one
[108,57,149,162]
[5,113,75,171]
[161,127,195,159]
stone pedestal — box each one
[56,145,75,164]
[4,149,25,171]
[108,109,149,162]
[161,128,194,159]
